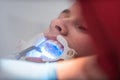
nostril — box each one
[55,25,62,31]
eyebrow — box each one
[58,9,71,18]
[60,9,71,14]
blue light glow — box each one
[26,39,63,60]
[26,49,42,57]
[40,40,63,58]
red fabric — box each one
[78,0,120,80]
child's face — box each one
[44,5,95,58]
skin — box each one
[25,2,95,62]
[57,55,107,80]
[26,2,106,79]
[56,3,107,80]
[44,3,95,58]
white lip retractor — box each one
[17,33,77,62]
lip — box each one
[44,32,59,40]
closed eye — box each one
[77,25,87,31]
[75,23,87,31]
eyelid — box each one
[75,23,87,31]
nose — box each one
[50,19,68,36]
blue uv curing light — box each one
[25,39,63,61]
[16,33,76,61]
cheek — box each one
[66,34,94,57]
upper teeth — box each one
[47,40,64,51]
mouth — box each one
[47,40,64,51]
[43,33,64,49]
[39,39,64,60]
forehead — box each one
[58,9,71,18]
[58,4,86,27]
[69,2,82,16]
[58,4,82,19]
